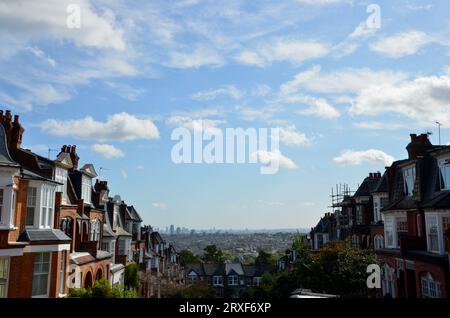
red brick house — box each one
[0,110,71,298]
[377,134,450,298]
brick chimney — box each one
[406,134,433,159]
[0,110,25,151]
[94,179,109,192]
[59,144,79,171]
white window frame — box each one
[384,216,396,248]
[421,273,442,298]
[403,165,416,197]
[253,277,262,287]
[40,184,55,229]
[32,252,51,298]
[188,272,198,286]
[89,219,100,241]
[382,264,396,298]
[213,275,223,286]
[425,213,450,254]
[228,275,238,286]
[26,186,37,226]
[81,175,92,204]
[59,251,66,296]
[438,157,450,190]
[374,234,384,250]
[54,167,68,203]
[0,257,9,298]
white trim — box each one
[24,244,70,253]
[0,248,24,257]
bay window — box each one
[32,252,51,297]
[421,273,442,298]
[26,187,37,226]
[0,257,9,298]
[40,185,55,229]
[0,189,3,224]
[384,216,395,248]
[59,251,66,295]
[396,217,408,246]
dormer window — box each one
[403,166,416,197]
[54,167,68,203]
[81,175,92,204]
[438,158,450,190]
[113,205,120,228]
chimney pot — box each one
[13,115,19,123]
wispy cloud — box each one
[91,143,124,159]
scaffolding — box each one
[330,183,353,209]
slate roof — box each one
[103,223,116,238]
[373,172,388,193]
[354,175,383,197]
[126,205,142,222]
[115,226,132,237]
[18,229,71,242]
[0,124,19,168]
[185,263,205,276]
[225,263,244,276]
[203,263,225,276]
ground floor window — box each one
[382,265,395,298]
[421,273,442,298]
[0,257,9,298]
[374,235,384,249]
[228,275,238,286]
[32,252,51,297]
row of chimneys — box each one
[368,172,382,178]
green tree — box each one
[91,278,112,298]
[179,249,202,264]
[202,245,224,263]
[255,250,276,267]
[167,280,216,298]
[124,263,140,290]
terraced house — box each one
[0,110,182,298]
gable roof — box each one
[54,152,73,169]
[80,163,98,178]
[225,263,244,276]
[354,174,383,197]
[126,205,143,222]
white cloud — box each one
[283,94,340,119]
[334,149,395,166]
[295,0,351,5]
[166,47,224,69]
[370,31,434,58]
[0,0,126,51]
[251,84,272,97]
[279,126,310,146]
[280,65,407,95]
[353,121,405,130]
[26,46,56,66]
[152,202,168,209]
[41,112,160,141]
[105,82,145,101]
[191,85,244,101]
[252,150,298,170]
[349,75,450,125]
[91,144,124,159]
[236,39,329,67]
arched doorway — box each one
[95,268,103,281]
[84,271,93,288]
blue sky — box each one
[0,0,449,229]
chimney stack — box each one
[406,133,433,159]
[0,110,24,151]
